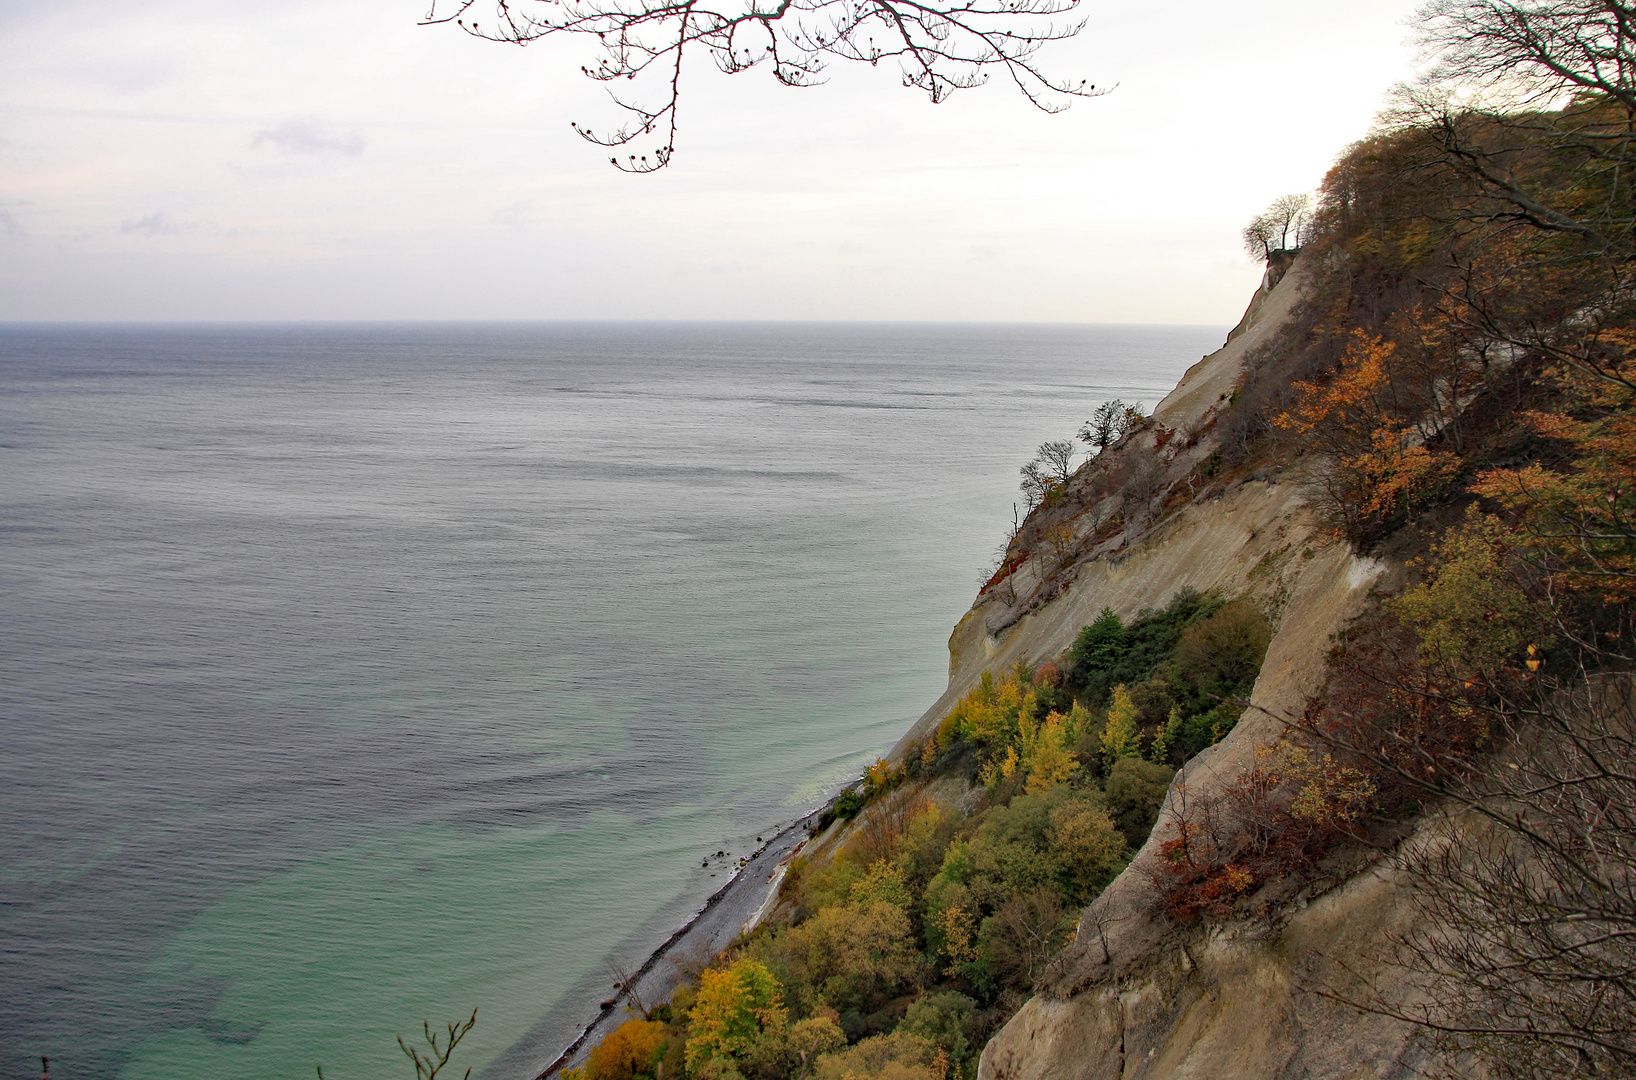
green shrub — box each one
[1104,757,1175,845]
[1064,589,1224,706]
[765,899,921,1013]
[899,992,976,1069]
[811,1031,940,1080]
[1174,600,1272,696]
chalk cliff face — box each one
[890,255,1440,1079]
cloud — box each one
[252,118,365,157]
[120,212,177,236]
[0,208,24,238]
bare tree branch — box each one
[424,0,1103,170]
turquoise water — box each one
[0,322,1217,1080]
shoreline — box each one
[531,796,844,1079]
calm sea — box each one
[0,322,1219,1080]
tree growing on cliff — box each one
[1019,440,1077,508]
[424,0,1103,171]
[1242,194,1312,261]
[1078,399,1141,453]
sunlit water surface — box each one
[0,322,1221,1080]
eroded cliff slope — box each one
[878,254,1439,1080]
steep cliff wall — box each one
[889,248,1330,762]
[882,253,1441,1079]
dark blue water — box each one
[0,322,1218,1080]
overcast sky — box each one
[0,0,1425,322]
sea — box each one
[0,322,1221,1080]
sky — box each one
[0,0,1426,322]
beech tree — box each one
[424,0,1102,171]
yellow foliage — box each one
[788,1012,847,1076]
[945,669,1038,750]
[1276,332,1459,540]
[1045,800,1125,896]
[978,745,1018,790]
[770,899,919,1013]
[1148,706,1181,764]
[863,758,899,795]
[1278,745,1378,829]
[932,902,979,976]
[812,1031,941,1080]
[1472,349,1636,603]
[1386,510,1540,678]
[685,959,787,1073]
[849,860,913,909]
[1100,685,1140,766]
[588,1020,667,1080]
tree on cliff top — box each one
[423,0,1103,171]
[1242,194,1312,261]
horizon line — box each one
[0,317,1232,329]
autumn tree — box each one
[425,0,1103,171]
[686,958,789,1073]
[810,1031,943,1080]
[588,1020,667,1080]
[1099,684,1140,766]
[1275,332,1462,546]
[764,899,920,1013]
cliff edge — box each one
[884,252,1439,1079]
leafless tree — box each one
[1079,907,1121,965]
[1314,676,1636,1079]
[610,959,651,1018]
[1242,193,1311,260]
[985,886,1072,987]
[400,1009,479,1080]
[1078,399,1129,452]
[1020,438,1078,508]
[844,788,930,865]
[1403,0,1636,255]
[1117,452,1163,526]
[993,565,1020,607]
[1416,0,1636,113]
[1019,460,1050,510]
[423,0,1103,171]
[669,940,720,981]
[1036,439,1076,484]
[1040,521,1078,571]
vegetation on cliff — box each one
[556,4,1636,1078]
[562,583,1271,1080]
[1125,3,1636,1074]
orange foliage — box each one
[1473,343,1636,603]
[1276,332,1460,543]
[588,1020,667,1080]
